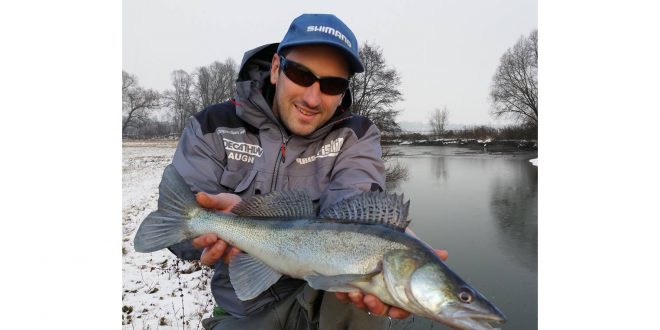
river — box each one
[386,145,538,330]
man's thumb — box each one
[196,192,223,209]
[195,192,241,212]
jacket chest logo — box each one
[223,138,263,164]
[296,137,344,165]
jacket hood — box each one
[234,43,353,138]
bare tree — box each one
[122,71,160,133]
[163,70,196,133]
[122,70,136,94]
[193,58,238,109]
[490,29,538,126]
[350,42,403,132]
[429,106,450,136]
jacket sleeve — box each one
[167,115,229,260]
[320,122,386,211]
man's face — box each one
[270,45,350,136]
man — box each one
[166,14,446,329]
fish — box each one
[134,165,506,330]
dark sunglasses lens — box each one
[281,57,349,95]
[319,77,349,95]
[283,62,316,87]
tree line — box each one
[122,58,238,136]
[124,33,538,141]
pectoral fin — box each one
[228,253,282,301]
[303,272,378,292]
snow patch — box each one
[123,140,214,329]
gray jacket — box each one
[168,43,386,318]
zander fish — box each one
[134,165,506,330]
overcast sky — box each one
[123,0,537,126]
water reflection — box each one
[385,160,409,190]
[384,146,410,190]
[430,155,448,185]
[490,161,538,271]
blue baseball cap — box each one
[277,14,364,74]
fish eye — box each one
[458,287,474,304]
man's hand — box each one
[191,192,243,266]
[334,249,448,319]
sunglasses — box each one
[278,54,350,96]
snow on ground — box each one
[123,140,214,329]
[529,158,538,166]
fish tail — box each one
[133,164,200,253]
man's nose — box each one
[301,81,322,109]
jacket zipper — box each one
[269,114,352,191]
[271,134,289,191]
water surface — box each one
[387,146,537,330]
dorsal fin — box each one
[319,191,411,231]
[230,190,316,217]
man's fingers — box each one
[223,246,242,264]
[335,292,350,304]
[195,192,219,209]
[191,233,218,249]
[200,240,228,266]
[364,294,388,316]
[348,292,365,309]
[364,294,411,319]
[195,192,242,212]
[338,292,411,319]
[435,249,448,261]
[387,306,411,319]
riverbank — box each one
[382,137,537,151]
[123,137,538,153]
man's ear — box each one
[270,54,280,85]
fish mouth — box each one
[435,305,506,330]
[456,314,505,330]
[437,315,505,330]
